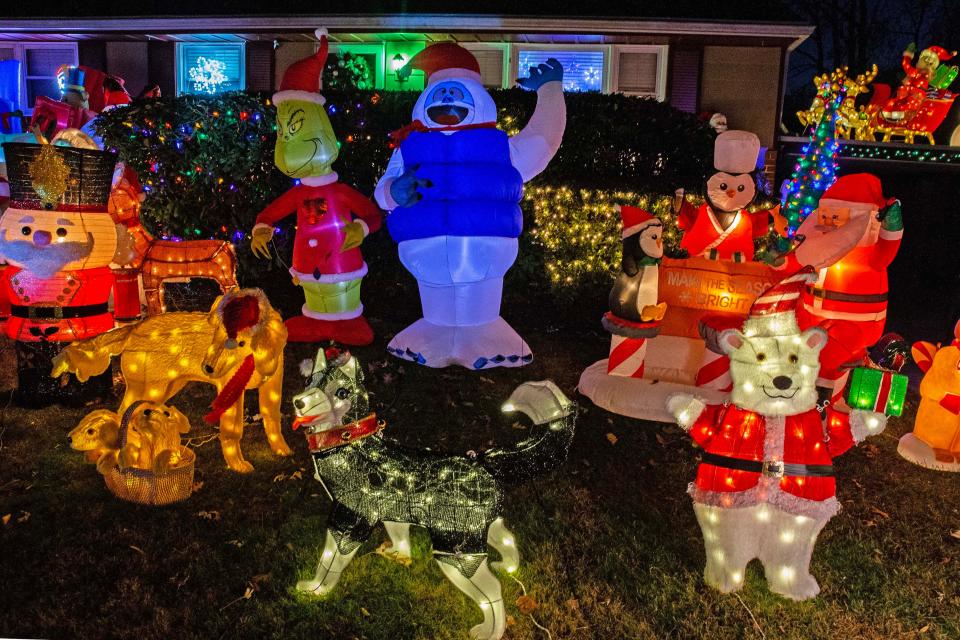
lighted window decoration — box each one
[52,289,291,474]
[291,346,577,640]
[176,43,245,96]
[518,49,603,92]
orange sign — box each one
[658,256,778,338]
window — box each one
[612,45,668,100]
[0,43,78,112]
[461,44,508,88]
[176,43,245,95]
[516,47,606,93]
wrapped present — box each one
[847,366,908,417]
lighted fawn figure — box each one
[667,270,887,600]
[291,347,576,640]
[52,289,290,473]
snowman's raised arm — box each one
[509,63,566,183]
[374,148,405,211]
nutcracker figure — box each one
[0,142,129,405]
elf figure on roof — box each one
[675,130,780,263]
[250,29,382,345]
[374,43,566,369]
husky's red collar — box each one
[300,414,383,452]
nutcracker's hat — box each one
[274,28,329,106]
[743,268,818,337]
[1,142,116,211]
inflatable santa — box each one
[675,130,778,263]
[375,43,565,369]
[250,29,382,345]
[775,173,902,404]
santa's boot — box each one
[286,273,373,345]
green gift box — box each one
[846,367,908,417]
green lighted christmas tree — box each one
[780,82,844,236]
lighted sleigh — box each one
[862,83,956,145]
[579,255,778,423]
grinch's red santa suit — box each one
[250,30,381,345]
[676,131,775,262]
[668,271,887,600]
[374,43,565,368]
[776,173,902,401]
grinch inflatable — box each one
[250,29,381,345]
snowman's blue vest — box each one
[387,129,524,243]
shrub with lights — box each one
[95,86,719,294]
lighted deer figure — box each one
[797,65,878,139]
[108,168,238,316]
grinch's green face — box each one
[274,99,339,178]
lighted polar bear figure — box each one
[667,270,886,600]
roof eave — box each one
[0,14,815,43]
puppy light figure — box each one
[668,269,886,600]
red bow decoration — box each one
[389,119,498,144]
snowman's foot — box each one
[387,317,532,370]
[285,314,374,345]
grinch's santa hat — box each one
[403,43,482,85]
[818,173,888,216]
[273,28,329,107]
[714,130,761,174]
[618,205,662,239]
[742,267,818,337]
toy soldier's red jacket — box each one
[252,178,381,283]
[1,266,115,342]
[684,403,868,518]
[677,201,771,262]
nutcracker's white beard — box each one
[0,230,94,278]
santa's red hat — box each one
[220,294,261,346]
[274,28,329,107]
[924,45,956,61]
[743,268,817,336]
[618,205,661,239]
[403,43,482,85]
[819,173,887,212]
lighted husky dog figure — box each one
[668,270,887,600]
[292,347,575,640]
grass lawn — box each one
[0,267,958,640]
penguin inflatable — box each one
[608,205,667,323]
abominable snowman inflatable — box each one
[667,270,887,600]
[375,43,565,369]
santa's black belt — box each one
[699,451,834,478]
[807,287,888,303]
[11,303,109,320]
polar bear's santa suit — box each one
[668,271,887,600]
[375,43,565,369]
